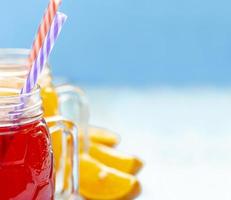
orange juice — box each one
[41,85,59,117]
[39,68,63,172]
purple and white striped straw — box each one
[21,12,67,95]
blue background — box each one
[0,0,231,86]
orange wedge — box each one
[51,126,119,170]
[79,154,141,200]
[88,126,120,147]
[89,143,143,175]
[78,126,119,153]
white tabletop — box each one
[85,87,231,200]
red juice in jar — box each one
[0,119,54,200]
[0,78,55,200]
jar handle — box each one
[46,115,80,199]
[55,84,90,152]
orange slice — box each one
[79,154,141,200]
[78,126,119,153]
[88,126,120,147]
[89,143,143,175]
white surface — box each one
[85,87,231,200]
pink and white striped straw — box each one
[21,12,67,94]
[29,0,62,65]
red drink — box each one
[0,118,54,200]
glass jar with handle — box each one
[0,78,55,199]
[0,49,86,199]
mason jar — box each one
[0,48,84,199]
[0,77,55,199]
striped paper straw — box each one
[22,12,67,94]
[29,0,62,65]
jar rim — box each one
[0,48,51,84]
[0,85,40,100]
[0,77,43,126]
[0,77,40,99]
